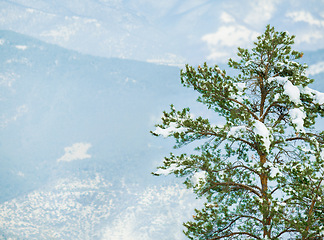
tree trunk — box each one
[260,154,271,238]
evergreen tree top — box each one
[151,25,324,239]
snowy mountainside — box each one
[0,173,200,240]
[0,174,113,239]
[0,29,198,202]
[0,0,171,63]
[0,29,204,239]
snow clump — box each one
[268,76,301,104]
[253,120,271,153]
[289,108,306,133]
[191,171,207,186]
[153,122,186,138]
[155,163,182,175]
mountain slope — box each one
[0,173,201,240]
[0,29,206,239]
[0,29,199,202]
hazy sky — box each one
[0,0,324,64]
[1,0,324,65]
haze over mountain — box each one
[1,0,324,65]
[1,0,324,239]
[0,29,206,239]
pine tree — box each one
[151,25,324,239]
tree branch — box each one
[272,136,310,146]
[205,181,262,198]
[188,81,260,121]
[273,229,298,239]
[212,215,263,236]
[270,186,280,195]
[235,137,256,150]
[261,100,280,122]
[209,231,262,240]
[271,112,288,129]
[305,178,323,234]
[226,96,260,121]
[237,215,263,224]
[224,164,261,178]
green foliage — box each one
[151,25,324,239]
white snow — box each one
[227,125,246,138]
[263,161,273,168]
[281,79,301,104]
[273,93,280,101]
[191,171,207,186]
[301,87,324,104]
[153,122,186,138]
[233,82,246,100]
[215,66,225,76]
[101,184,201,240]
[41,26,77,42]
[0,39,5,45]
[253,120,271,152]
[270,76,324,106]
[289,108,306,133]
[320,148,324,161]
[155,164,181,175]
[147,53,186,67]
[57,142,92,162]
[0,174,114,239]
[0,72,19,88]
[15,45,28,50]
[270,166,281,178]
[269,76,301,104]
[26,8,36,13]
[218,170,225,179]
[312,91,324,104]
[263,161,281,177]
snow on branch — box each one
[301,87,324,105]
[253,120,271,153]
[268,76,301,104]
[153,122,186,138]
[289,108,306,133]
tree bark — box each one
[260,154,271,238]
